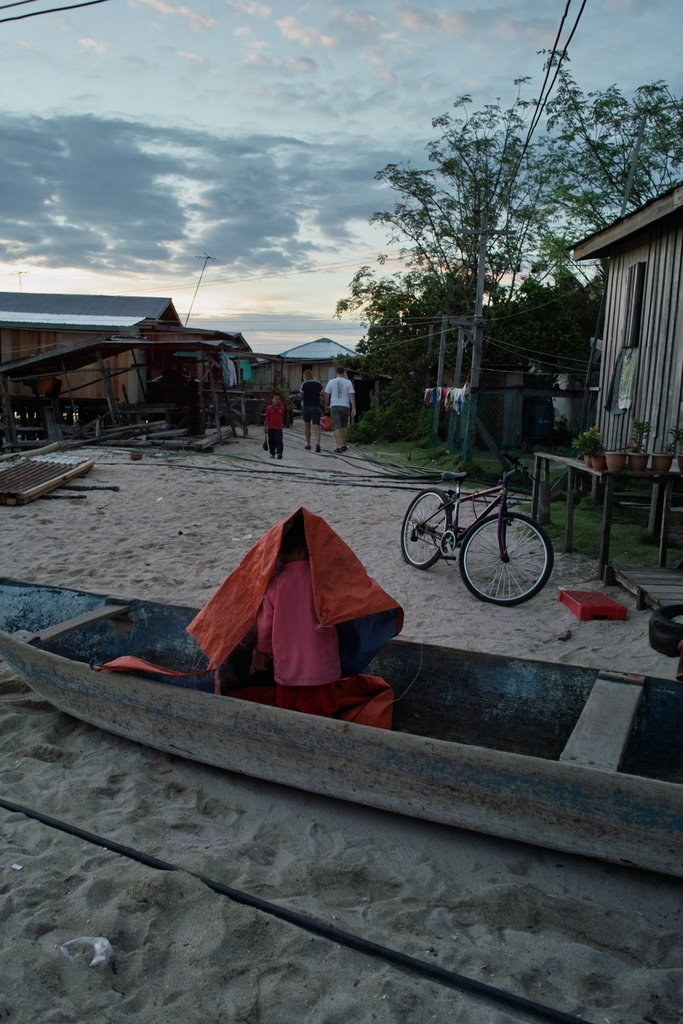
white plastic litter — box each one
[57,936,114,967]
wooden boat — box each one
[0,578,681,878]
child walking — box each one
[264,393,285,459]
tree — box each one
[337,268,466,440]
[372,84,560,302]
[544,71,683,244]
[485,273,602,376]
[337,74,682,440]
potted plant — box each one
[626,419,651,471]
[668,425,683,473]
[572,426,603,468]
[604,448,626,472]
[650,442,675,474]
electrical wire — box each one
[0,0,110,21]
[509,0,589,184]
[0,796,600,1024]
[0,0,49,9]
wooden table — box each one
[532,452,678,580]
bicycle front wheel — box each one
[458,512,554,605]
[401,489,449,569]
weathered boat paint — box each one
[0,579,681,876]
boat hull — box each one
[0,614,681,878]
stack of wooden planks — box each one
[0,454,95,506]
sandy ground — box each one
[0,422,681,1024]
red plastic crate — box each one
[558,589,628,621]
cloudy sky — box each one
[0,0,681,352]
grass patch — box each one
[545,493,683,565]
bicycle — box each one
[400,455,554,605]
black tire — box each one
[401,489,450,569]
[458,512,554,605]
[648,604,683,657]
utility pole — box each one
[464,211,490,459]
[10,271,27,293]
[185,254,216,326]
[432,314,448,433]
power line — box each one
[0,0,50,10]
[502,0,589,203]
[0,0,111,22]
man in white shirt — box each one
[324,367,356,453]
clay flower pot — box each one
[627,452,648,472]
[678,455,683,474]
[591,453,608,472]
[583,455,593,468]
[605,452,626,472]
[650,453,673,474]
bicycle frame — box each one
[401,459,553,604]
[433,466,522,560]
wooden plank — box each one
[609,563,683,610]
[560,673,645,772]
[10,460,95,505]
[14,602,130,644]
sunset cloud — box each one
[276,17,335,48]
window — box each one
[623,261,646,348]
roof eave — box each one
[573,183,683,261]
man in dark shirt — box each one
[299,369,324,453]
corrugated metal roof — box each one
[0,311,144,329]
[0,336,253,379]
[279,338,357,360]
[0,292,176,320]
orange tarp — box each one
[187,507,403,670]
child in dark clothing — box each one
[264,394,285,459]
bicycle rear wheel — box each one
[401,489,449,569]
[458,512,554,605]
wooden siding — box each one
[595,216,683,452]
[0,328,142,404]
[252,360,338,391]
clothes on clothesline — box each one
[445,385,468,414]
[423,384,469,413]
[605,347,639,415]
[220,352,238,388]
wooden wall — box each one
[0,327,142,404]
[596,216,683,452]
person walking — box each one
[264,393,286,459]
[299,369,323,453]
[323,367,355,454]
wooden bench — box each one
[559,670,645,772]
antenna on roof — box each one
[10,270,28,293]
[185,254,216,326]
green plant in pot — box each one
[626,419,651,471]
[572,426,603,466]
[656,425,683,473]
[670,426,683,471]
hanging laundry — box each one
[445,385,469,414]
[604,348,627,415]
[422,387,441,407]
[220,352,238,388]
[617,348,639,411]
